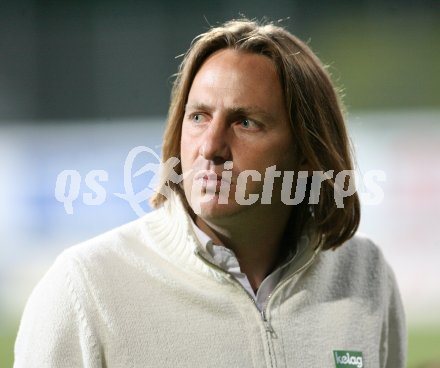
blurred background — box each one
[1,0,439,366]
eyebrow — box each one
[184,102,276,121]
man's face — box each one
[180,48,297,220]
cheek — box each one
[271,135,296,170]
[180,133,195,171]
[180,145,189,171]
[180,143,193,200]
[255,144,296,172]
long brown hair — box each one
[151,19,360,251]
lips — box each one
[193,170,232,191]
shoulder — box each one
[20,208,163,303]
[320,233,389,272]
[309,234,399,301]
[323,233,386,269]
[15,208,170,363]
[31,196,193,304]
[22,207,170,315]
[60,207,168,268]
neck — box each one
[195,204,293,291]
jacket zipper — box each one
[261,244,321,322]
[258,248,320,368]
[194,249,272,326]
[194,243,320,368]
[194,249,277,367]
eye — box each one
[239,118,257,129]
[191,113,205,124]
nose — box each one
[199,117,231,164]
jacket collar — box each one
[145,191,321,282]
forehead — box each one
[187,49,285,113]
[197,48,277,75]
[192,48,278,86]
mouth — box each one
[193,170,232,190]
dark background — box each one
[1,0,439,123]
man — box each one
[15,19,406,367]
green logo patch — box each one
[333,350,363,368]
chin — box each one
[190,195,246,220]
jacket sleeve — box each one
[14,252,101,368]
[383,265,407,368]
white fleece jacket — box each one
[14,194,406,367]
